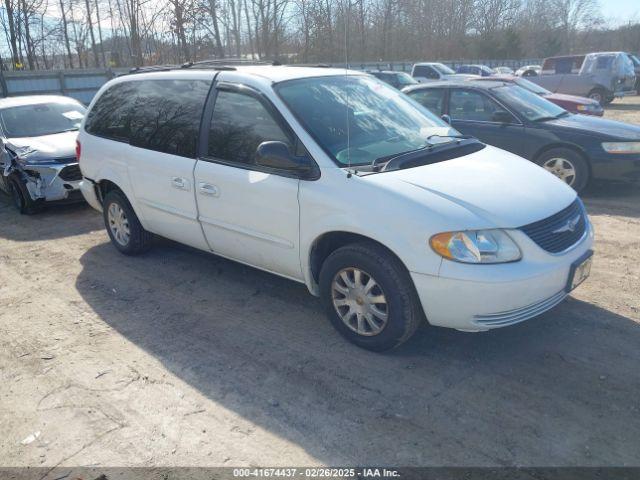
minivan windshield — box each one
[276,75,460,166]
[0,101,86,138]
[492,84,567,122]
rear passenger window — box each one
[207,90,291,165]
[129,79,211,158]
[85,82,138,141]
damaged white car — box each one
[0,95,86,213]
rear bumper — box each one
[80,178,103,212]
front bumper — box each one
[11,161,84,203]
[590,152,640,183]
[410,225,594,331]
[613,89,636,98]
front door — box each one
[194,82,303,280]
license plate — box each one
[567,251,593,292]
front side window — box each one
[408,88,446,115]
[85,82,138,141]
[276,75,459,166]
[431,63,455,75]
[449,89,505,122]
[1,101,86,138]
[207,90,291,165]
[396,72,418,87]
[129,79,211,158]
[413,66,438,79]
[493,85,566,121]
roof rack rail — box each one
[128,64,180,74]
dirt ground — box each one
[1,97,639,471]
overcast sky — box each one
[600,0,640,26]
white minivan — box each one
[78,65,594,351]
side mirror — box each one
[441,114,451,125]
[492,110,514,124]
[255,141,318,179]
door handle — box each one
[171,177,190,191]
[198,182,219,197]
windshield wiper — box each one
[426,134,472,141]
[371,135,471,169]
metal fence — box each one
[0,68,128,104]
[0,59,543,104]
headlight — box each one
[430,229,521,264]
[602,142,640,154]
[577,104,601,112]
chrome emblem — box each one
[553,214,581,234]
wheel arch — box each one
[95,177,150,231]
[306,230,411,296]
[533,142,592,172]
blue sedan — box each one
[403,80,640,192]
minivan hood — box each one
[542,114,640,140]
[5,130,78,162]
[382,145,576,228]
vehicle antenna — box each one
[345,0,351,176]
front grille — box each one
[58,164,82,181]
[519,199,587,254]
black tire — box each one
[535,147,589,193]
[319,242,423,352]
[587,88,605,105]
[103,189,153,255]
[8,178,37,215]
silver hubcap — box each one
[107,202,130,246]
[543,157,576,186]
[331,267,388,336]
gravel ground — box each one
[1,97,639,471]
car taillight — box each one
[75,140,81,162]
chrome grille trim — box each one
[519,199,587,254]
[473,290,567,327]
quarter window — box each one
[85,82,138,141]
[449,89,503,122]
[207,90,291,165]
[129,79,211,158]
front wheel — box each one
[588,88,605,105]
[8,178,38,214]
[103,189,153,255]
[319,242,423,351]
[536,148,589,193]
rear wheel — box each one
[103,189,153,255]
[536,148,589,193]
[319,242,423,351]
